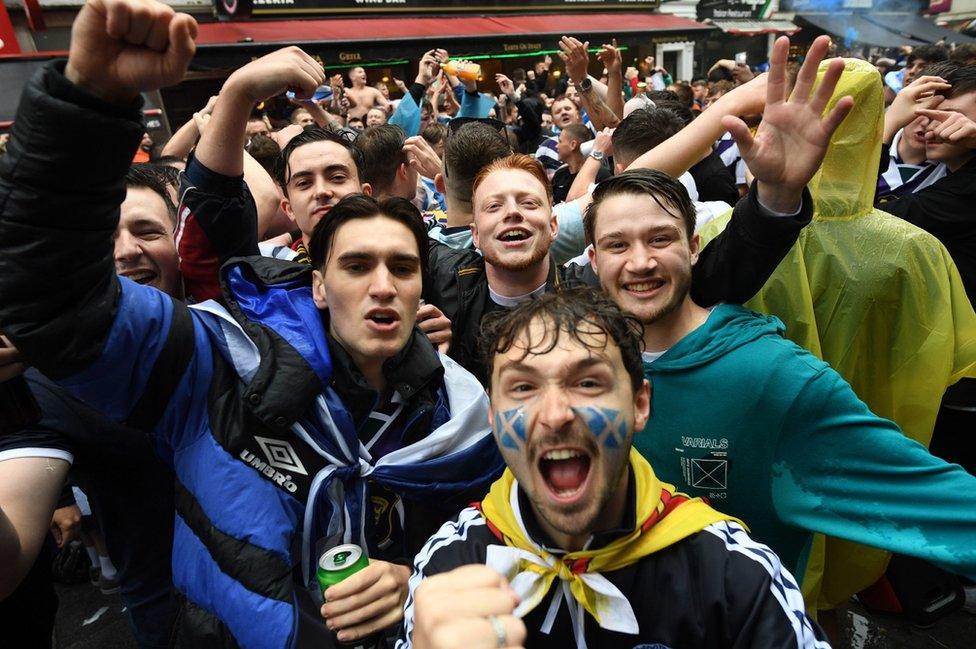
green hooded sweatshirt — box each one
[636,304,976,582]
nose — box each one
[368,265,397,300]
[623,242,658,274]
[114,229,142,263]
[312,176,334,202]
[536,386,575,434]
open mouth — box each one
[497,228,532,245]
[365,309,400,333]
[623,278,665,297]
[538,448,592,501]
[122,270,158,286]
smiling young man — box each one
[586,166,976,597]
[0,3,503,647]
[398,289,828,649]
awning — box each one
[794,13,926,48]
[708,19,800,36]
[864,13,976,44]
[194,12,713,47]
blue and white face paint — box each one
[487,317,650,547]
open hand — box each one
[495,73,515,98]
[596,39,621,75]
[887,75,951,133]
[65,0,197,104]
[404,135,442,179]
[416,303,451,354]
[917,106,976,149]
[721,35,853,213]
[558,36,590,85]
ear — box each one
[361,182,373,197]
[434,173,446,194]
[587,244,599,276]
[311,269,329,311]
[633,378,651,433]
[549,209,558,242]
[397,162,409,181]
[470,221,480,250]
[281,196,296,222]
[689,232,701,266]
[614,161,624,174]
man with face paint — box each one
[397,289,829,649]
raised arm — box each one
[0,0,196,376]
[596,40,625,125]
[559,36,620,130]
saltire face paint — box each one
[494,406,527,450]
[572,406,629,449]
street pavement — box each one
[48,581,976,649]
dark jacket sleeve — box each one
[875,160,976,240]
[511,97,542,149]
[691,183,813,307]
[177,153,260,303]
[0,61,143,377]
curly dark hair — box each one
[479,287,645,394]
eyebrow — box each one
[288,164,351,183]
[597,222,681,245]
[335,251,421,265]
[498,354,614,377]
[126,217,169,231]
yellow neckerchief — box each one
[481,449,742,638]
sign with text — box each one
[697,0,767,20]
[247,0,659,16]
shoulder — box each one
[411,506,494,578]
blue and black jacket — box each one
[0,62,503,649]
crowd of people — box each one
[1,1,975,648]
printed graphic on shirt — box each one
[677,436,730,501]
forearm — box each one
[161,117,200,159]
[605,71,624,123]
[628,100,728,177]
[566,157,601,202]
[194,80,252,177]
[0,62,140,376]
[578,81,619,131]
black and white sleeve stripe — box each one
[395,507,487,649]
[702,520,832,649]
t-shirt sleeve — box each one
[772,367,976,581]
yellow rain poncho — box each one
[699,59,976,609]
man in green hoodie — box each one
[584,39,976,597]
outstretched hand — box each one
[65,0,197,104]
[722,35,853,212]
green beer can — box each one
[317,544,369,594]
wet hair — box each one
[443,122,513,207]
[707,66,734,83]
[929,62,976,100]
[307,194,428,279]
[472,153,553,205]
[584,168,696,245]
[479,287,645,394]
[353,124,407,197]
[126,163,177,226]
[611,107,686,168]
[278,126,364,195]
[908,44,948,65]
[154,154,186,168]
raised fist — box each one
[65,0,197,104]
[224,46,325,105]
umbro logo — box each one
[253,436,308,476]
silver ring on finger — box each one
[487,614,506,648]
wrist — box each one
[64,62,140,106]
[756,182,802,215]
